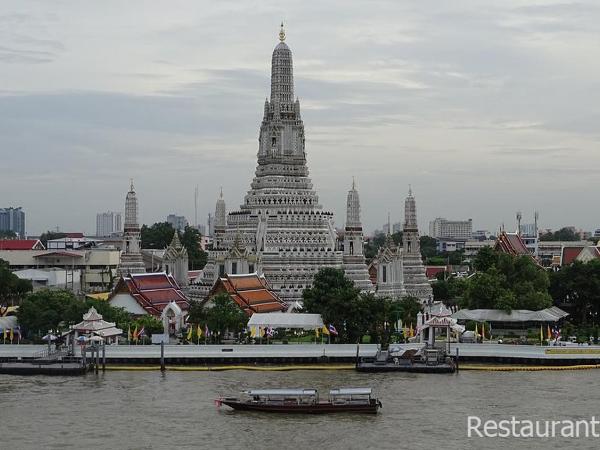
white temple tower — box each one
[197,25,345,303]
[402,187,432,301]
[342,179,374,292]
[214,188,226,248]
[117,180,145,275]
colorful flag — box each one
[409,323,414,338]
[266,327,274,338]
[9,328,13,343]
[328,324,338,336]
[481,322,485,339]
[127,325,132,342]
[547,325,552,340]
[315,327,320,338]
[321,325,330,336]
[250,326,256,338]
[2,328,6,342]
[187,326,193,341]
[138,326,145,338]
[133,325,139,342]
[205,325,210,337]
[474,323,479,337]
[540,325,543,343]
[197,324,202,338]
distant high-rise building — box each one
[0,207,25,238]
[429,217,473,241]
[96,211,122,237]
[167,214,189,232]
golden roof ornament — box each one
[279,22,286,42]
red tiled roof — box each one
[64,233,84,238]
[494,232,531,256]
[561,247,583,265]
[426,266,448,279]
[0,239,45,250]
[209,274,287,316]
[111,272,190,317]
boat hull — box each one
[220,400,380,414]
[355,363,455,374]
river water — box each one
[1,369,599,449]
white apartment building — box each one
[429,218,473,241]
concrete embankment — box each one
[3,344,600,370]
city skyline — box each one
[2,1,599,235]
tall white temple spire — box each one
[195,27,348,303]
[401,187,432,301]
[342,178,373,291]
[117,179,145,275]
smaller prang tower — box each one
[341,179,374,291]
[163,231,189,288]
[214,188,226,248]
[117,180,145,275]
[401,187,432,301]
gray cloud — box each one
[1,0,599,235]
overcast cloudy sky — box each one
[2,0,599,236]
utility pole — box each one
[194,185,199,228]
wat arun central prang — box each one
[195,25,430,304]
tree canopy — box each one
[17,289,136,339]
[550,260,600,327]
[0,258,32,305]
[302,268,423,344]
[186,294,248,341]
[141,222,207,269]
[434,247,552,312]
[539,227,581,242]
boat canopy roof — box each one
[329,388,372,396]
[245,389,317,397]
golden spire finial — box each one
[279,22,286,42]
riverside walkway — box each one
[3,343,600,366]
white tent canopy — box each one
[452,307,568,323]
[247,313,324,330]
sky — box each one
[1,0,599,236]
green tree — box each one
[420,236,438,259]
[539,227,580,242]
[550,260,600,326]
[181,226,208,270]
[463,248,552,312]
[141,222,175,249]
[17,289,84,336]
[0,230,17,239]
[187,294,248,342]
[473,246,498,271]
[0,258,33,305]
[303,268,362,342]
[39,231,67,247]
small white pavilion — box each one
[66,307,123,345]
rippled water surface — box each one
[2,369,600,449]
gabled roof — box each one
[110,272,190,316]
[561,246,584,265]
[209,273,287,316]
[0,239,45,250]
[426,266,448,280]
[494,232,531,256]
[562,246,600,265]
